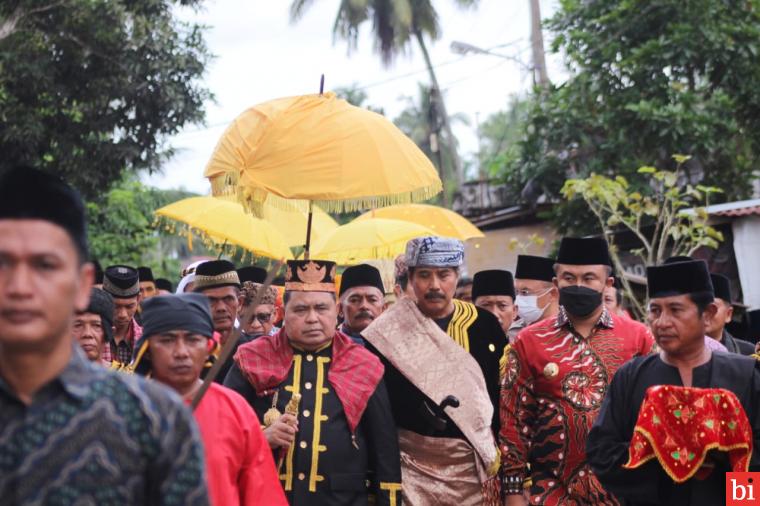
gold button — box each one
[306,354,314,362]
[303,410,311,417]
[305,382,313,390]
[300,441,307,449]
[298,473,306,481]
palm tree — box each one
[290,0,478,190]
[393,83,469,206]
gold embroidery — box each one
[446,299,478,352]
[309,356,330,492]
[279,355,303,491]
[380,482,402,506]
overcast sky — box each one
[144,0,563,194]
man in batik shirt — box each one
[0,166,208,505]
[500,237,655,505]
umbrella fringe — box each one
[210,173,443,217]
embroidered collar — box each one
[555,305,614,331]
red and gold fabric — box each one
[624,385,752,482]
[234,329,383,434]
[499,308,655,505]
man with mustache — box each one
[338,264,386,345]
[102,264,142,365]
[0,166,208,505]
[362,237,508,505]
[500,237,655,506]
[223,259,402,505]
[133,293,287,506]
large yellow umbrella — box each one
[311,218,437,265]
[155,197,293,260]
[203,90,442,256]
[258,199,338,248]
[355,203,484,240]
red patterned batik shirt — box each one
[499,307,655,505]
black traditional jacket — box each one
[224,343,402,506]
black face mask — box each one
[559,286,602,317]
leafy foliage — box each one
[505,0,760,233]
[0,0,212,198]
[561,155,724,318]
[87,179,200,280]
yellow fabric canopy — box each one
[155,197,293,260]
[356,203,484,240]
[311,218,436,265]
[204,92,442,215]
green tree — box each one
[289,0,478,188]
[561,155,724,319]
[88,179,201,280]
[508,0,760,234]
[393,83,468,202]
[334,84,384,114]
[477,94,531,179]
[0,0,212,198]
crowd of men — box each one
[1,165,760,506]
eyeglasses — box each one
[251,312,273,324]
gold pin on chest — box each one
[543,362,559,379]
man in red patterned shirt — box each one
[500,237,655,506]
[101,265,142,365]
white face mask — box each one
[515,288,552,325]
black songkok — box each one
[84,288,114,344]
[0,166,88,258]
[193,260,240,291]
[472,270,516,301]
[646,260,714,299]
[285,260,336,293]
[710,273,732,303]
[103,265,140,299]
[155,278,173,292]
[137,266,155,283]
[339,264,385,297]
[556,237,612,266]
[133,293,214,375]
[237,266,267,284]
[515,255,555,282]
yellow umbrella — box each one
[204,91,442,229]
[155,197,293,260]
[311,218,437,265]
[259,200,338,248]
[356,203,484,240]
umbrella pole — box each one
[304,200,314,260]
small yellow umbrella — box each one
[356,203,484,240]
[155,197,293,260]
[311,218,437,265]
[204,92,442,214]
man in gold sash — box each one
[362,236,508,505]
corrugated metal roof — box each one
[682,198,760,218]
[713,205,760,217]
